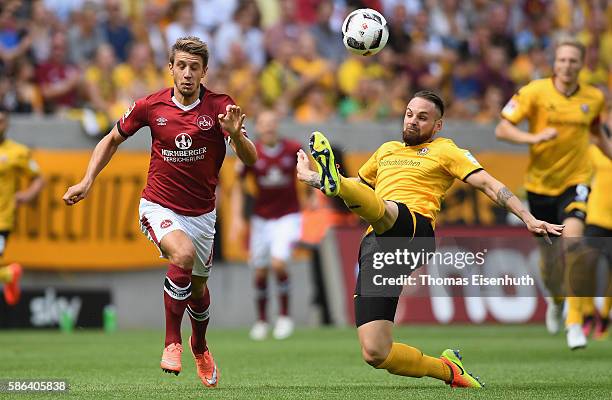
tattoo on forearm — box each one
[305,173,322,189]
[496,186,514,207]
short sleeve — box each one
[501,83,536,124]
[117,98,148,138]
[16,148,41,178]
[440,142,483,181]
[358,147,381,189]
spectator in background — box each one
[259,40,301,113]
[194,0,238,33]
[448,55,480,119]
[385,3,412,56]
[264,0,302,60]
[221,42,260,116]
[429,0,469,50]
[294,84,334,124]
[510,43,552,86]
[101,0,133,62]
[486,3,517,60]
[0,4,31,69]
[473,85,503,125]
[165,0,212,58]
[579,44,608,89]
[84,44,125,133]
[28,0,55,65]
[309,0,346,66]
[214,0,265,70]
[42,0,84,23]
[477,45,515,103]
[35,31,82,114]
[290,31,335,101]
[337,54,386,97]
[515,15,554,54]
[140,2,170,69]
[113,42,167,103]
[3,58,44,114]
[380,0,421,16]
[67,2,106,66]
[339,77,389,121]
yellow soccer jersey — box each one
[501,78,605,196]
[0,139,40,231]
[586,145,612,229]
[358,138,483,227]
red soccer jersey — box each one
[118,85,238,216]
[240,139,302,219]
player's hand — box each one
[525,218,564,244]
[532,127,558,144]
[296,149,321,188]
[62,181,91,206]
[218,104,246,139]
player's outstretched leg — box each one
[1,263,22,306]
[439,349,485,388]
[309,131,385,223]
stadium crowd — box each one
[0,0,610,134]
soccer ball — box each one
[342,8,389,56]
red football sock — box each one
[163,264,192,346]
[255,274,268,322]
[276,270,290,317]
[187,287,210,354]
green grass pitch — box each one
[3,325,611,399]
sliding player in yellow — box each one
[0,109,45,305]
[296,91,564,388]
[495,38,611,349]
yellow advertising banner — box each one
[5,149,530,269]
[7,150,167,270]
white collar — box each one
[172,96,201,111]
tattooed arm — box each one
[465,170,564,242]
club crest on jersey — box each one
[156,116,167,126]
[160,219,173,229]
[197,115,214,131]
[580,104,589,114]
[175,133,192,150]
[417,148,429,156]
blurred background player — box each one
[580,138,612,341]
[297,91,563,388]
[62,36,257,387]
[232,109,303,340]
[0,108,44,306]
[495,38,611,349]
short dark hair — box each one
[169,36,209,67]
[413,90,445,118]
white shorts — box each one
[249,212,302,269]
[139,198,216,277]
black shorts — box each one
[527,185,590,225]
[354,202,435,327]
[584,224,612,257]
[0,230,10,257]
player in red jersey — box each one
[62,36,257,388]
[232,110,303,340]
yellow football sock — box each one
[0,265,12,283]
[337,177,385,224]
[376,343,451,382]
[602,297,611,318]
[582,297,595,316]
[566,297,584,326]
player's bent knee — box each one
[361,342,390,367]
[170,247,196,270]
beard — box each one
[402,126,434,146]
